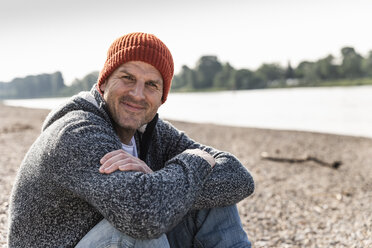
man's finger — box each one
[99,151,132,171]
[102,157,135,174]
[118,163,144,173]
[100,150,119,164]
[99,151,153,174]
[103,161,144,174]
[103,153,130,166]
[102,163,120,174]
[100,149,131,164]
[119,163,153,174]
[100,157,132,173]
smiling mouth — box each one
[121,101,145,112]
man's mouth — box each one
[121,101,145,112]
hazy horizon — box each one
[1,0,372,84]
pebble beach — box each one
[0,104,371,247]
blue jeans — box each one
[75,205,251,248]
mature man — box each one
[8,32,255,247]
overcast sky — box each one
[1,0,372,84]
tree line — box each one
[1,46,372,99]
[0,71,99,99]
[172,46,372,91]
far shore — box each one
[0,104,371,247]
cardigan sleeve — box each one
[158,120,255,209]
[46,112,212,239]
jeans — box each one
[75,205,251,248]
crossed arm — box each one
[99,148,216,174]
[98,119,254,210]
[52,117,253,238]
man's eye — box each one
[146,81,158,89]
[122,75,134,80]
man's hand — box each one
[185,149,216,168]
[99,150,153,174]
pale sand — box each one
[1,104,371,247]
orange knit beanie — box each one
[97,32,174,103]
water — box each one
[3,86,372,138]
[3,97,71,110]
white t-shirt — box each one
[121,136,138,158]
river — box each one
[3,86,372,138]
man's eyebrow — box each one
[117,69,133,75]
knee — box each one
[196,205,241,226]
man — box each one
[8,32,254,247]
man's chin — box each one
[119,120,143,131]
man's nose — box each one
[129,81,145,100]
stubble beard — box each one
[106,94,159,137]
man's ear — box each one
[100,80,107,93]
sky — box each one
[1,0,372,84]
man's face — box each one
[100,61,163,133]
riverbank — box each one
[0,104,371,247]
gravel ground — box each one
[1,104,371,247]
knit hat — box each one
[97,32,174,103]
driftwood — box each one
[260,152,342,169]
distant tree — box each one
[233,69,252,89]
[80,71,99,91]
[50,71,65,95]
[0,72,66,99]
[340,47,363,78]
[294,61,307,78]
[12,78,28,98]
[284,61,294,79]
[256,63,284,82]
[0,82,6,98]
[59,71,98,96]
[315,55,339,80]
[362,50,372,77]
[172,65,195,90]
[213,62,235,89]
[194,56,222,89]
[295,61,319,84]
[231,69,266,89]
[171,75,183,90]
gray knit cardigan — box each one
[8,86,254,247]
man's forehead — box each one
[118,61,161,75]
